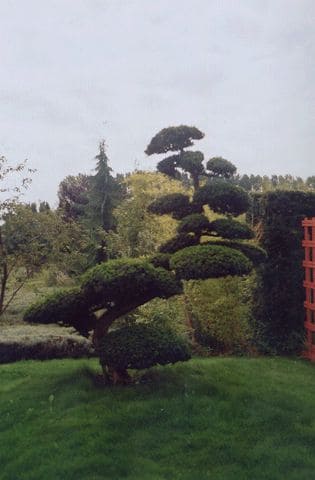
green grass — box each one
[1,357,315,480]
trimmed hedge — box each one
[170,244,253,280]
[0,336,93,363]
[252,191,315,354]
[99,323,190,371]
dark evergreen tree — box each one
[87,141,116,231]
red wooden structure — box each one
[302,217,315,361]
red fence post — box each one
[302,217,315,361]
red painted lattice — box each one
[302,217,315,361]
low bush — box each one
[185,276,255,355]
[0,326,94,363]
[100,323,190,372]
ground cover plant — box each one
[1,357,315,480]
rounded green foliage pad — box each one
[100,323,191,371]
[170,244,253,280]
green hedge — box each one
[252,191,315,354]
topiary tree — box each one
[24,130,266,384]
[24,258,187,383]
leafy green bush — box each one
[194,181,249,216]
[210,218,254,239]
[184,276,254,354]
[23,288,95,336]
[177,214,210,235]
[170,244,253,280]
[99,324,190,371]
[0,336,93,363]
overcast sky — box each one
[1,0,314,206]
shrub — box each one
[170,244,253,280]
[99,323,190,372]
[210,218,254,240]
[0,336,93,363]
[184,276,254,354]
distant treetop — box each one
[145,125,204,155]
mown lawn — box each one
[0,357,315,480]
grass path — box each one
[1,357,315,480]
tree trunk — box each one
[0,227,8,316]
[92,293,157,383]
[192,174,200,191]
